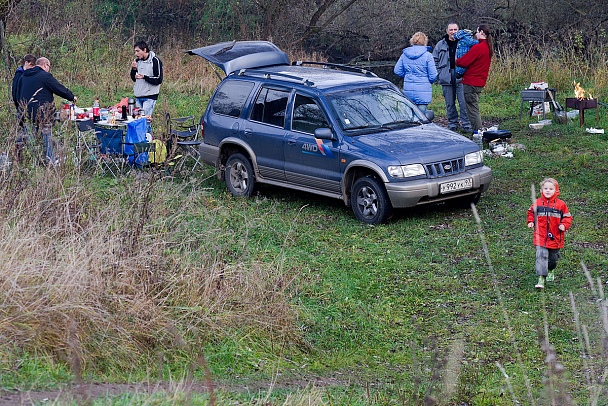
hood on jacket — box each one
[22,66,44,78]
[402,45,430,60]
[541,177,560,202]
[14,66,25,75]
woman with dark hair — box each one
[455,24,493,132]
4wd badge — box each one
[302,139,334,158]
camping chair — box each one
[124,118,155,170]
[75,119,101,172]
[166,114,202,173]
[96,125,126,177]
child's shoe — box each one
[535,276,546,289]
[546,271,555,282]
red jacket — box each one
[527,181,572,249]
[456,39,491,87]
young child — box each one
[453,29,478,78]
[527,178,572,289]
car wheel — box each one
[225,153,255,197]
[351,176,393,224]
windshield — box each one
[327,85,427,133]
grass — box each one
[1,36,608,404]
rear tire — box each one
[225,153,255,197]
[351,176,393,224]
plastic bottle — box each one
[92,97,100,122]
[472,131,483,150]
[69,103,75,121]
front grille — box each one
[425,158,464,178]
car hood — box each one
[187,41,290,75]
[348,124,477,164]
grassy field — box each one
[1,43,607,405]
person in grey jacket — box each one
[130,41,163,119]
[394,32,438,112]
[432,22,472,132]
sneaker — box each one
[535,276,545,289]
[546,271,555,282]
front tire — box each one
[351,176,393,224]
[225,153,255,197]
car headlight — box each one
[465,151,483,166]
[388,164,426,178]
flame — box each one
[573,81,593,100]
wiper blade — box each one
[381,120,418,129]
[345,123,375,131]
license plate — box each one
[440,178,472,194]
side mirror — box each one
[314,128,336,141]
[425,110,435,122]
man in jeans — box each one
[16,57,77,164]
[130,40,163,127]
[432,22,471,132]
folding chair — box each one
[166,114,202,173]
[124,118,154,169]
[96,126,126,177]
[75,119,101,172]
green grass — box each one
[2,48,608,405]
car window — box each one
[291,94,329,134]
[211,80,255,117]
[250,87,290,127]
[327,85,425,132]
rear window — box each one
[211,80,255,117]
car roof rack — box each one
[292,61,378,77]
[235,69,315,86]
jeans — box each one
[463,84,484,131]
[25,122,55,163]
[535,246,561,276]
[416,104,428,113]
[41,124,55,162]
[442,83,471,130]
[136,98,156,134]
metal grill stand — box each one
[520,88,557,120]
[565,98,599,127]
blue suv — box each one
[188,41,492,224]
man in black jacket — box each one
[12,54,37,111]
[17,57,77,163]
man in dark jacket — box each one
[12,54,37,111]
[432,23,471,132]
[17,57,77,163]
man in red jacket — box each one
[527,178,573,289]
[455,24,493,132]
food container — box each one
[529,122,544,130]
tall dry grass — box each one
[0,134,302,376]
[488,41,608,98]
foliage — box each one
[4,0,608,62]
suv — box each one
[189,41,492,224]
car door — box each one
[284,93,342,194]
[244,85,290,181]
